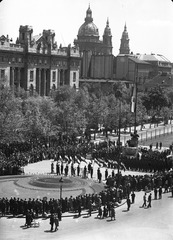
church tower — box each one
[103,18,112,54]
[119,23,130,54]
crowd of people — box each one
[0,137,173,230]
[0,139,91,176]
[0,136,173,176]
[0,165,173,217]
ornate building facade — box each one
[0,5,171,94]
[0,25,81,95]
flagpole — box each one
[134,64,138,133]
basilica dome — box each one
[78,22,99,37]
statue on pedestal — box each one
[127,130,139,147]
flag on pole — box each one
[130,84,136,113]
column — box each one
[11,67,15,91]
[43,69,46,96]
[59,69,63,86]
[17,68,21,89]
[38,68,41,95]
[57,69,60,87]
[62,70,65,86]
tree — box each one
[160,107,171,125]
[142,86,170,113]
[53,86,88,137]
[141,86,170,126]
[21,97,59,144]
[0,84,24,143]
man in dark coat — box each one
[105,169,108,180]
[97,168,100,181]
[127,197,131,211]
[56,163,60,175]
[90,166,93,179]
[142,193,147,208]
[77,164,80,176]
[154,187,158,199]
[131,191,135,204]
[54,214,59,231]
[50,213,55,231]
[159,186,162,199]
[147,193,152,208]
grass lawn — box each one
[140,133,173,148]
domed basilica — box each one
[74,5,114,80]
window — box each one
[73,72,76,82]
[1,69,5,79]
[52,71,56,82]
[22,33,25,40]
[30,70,34,81]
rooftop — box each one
[136,53,171,63]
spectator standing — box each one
[171,185,173,197]
[159,142,162,150]
[61,163,63,175]
[110,205,115,221]
[50,213,55,231]
[97,206,102,219]
[54,214,59,231]
[98,172,102,183]
[142,193,147,208]
[147,193,152,208]
[159,186,162,199]
[51,162,54,174]
[88,200,92,217]
[56,163,60,175]
[78,202,81,217]
[90,166,93,178]
[127,197,131,211]
[154,187,158,200]
[77,164,80,177]
[97,168,100,181]
[105,169,108,180]
[84,166,87,178]
[103,205,108,218]
[156,142,158,149]
[131,191,135,204]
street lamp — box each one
[117,97,122,187]
[114,87,122,187]
[59,177,63,199]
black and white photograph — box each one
[0,0,173,239]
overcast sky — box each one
[0,0,173,62]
